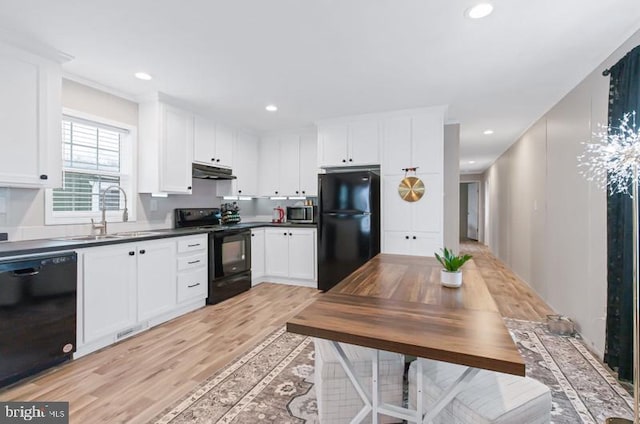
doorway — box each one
[460,182,479,241]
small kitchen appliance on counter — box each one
[272,206,285,223]
[286,205,317,223]
[174,208,251,304]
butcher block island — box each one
[286,253,526,423]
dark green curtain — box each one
[605,44,640,381]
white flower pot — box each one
[440,269,462,288]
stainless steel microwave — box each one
[286,206,316,223]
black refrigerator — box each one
[317,171,380,291]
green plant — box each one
[434,247,472,272]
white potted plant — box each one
[434,247,472,288]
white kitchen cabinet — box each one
[233,131,259,196]
[317,120,380,168]
[265,228,290,277]
[383,231,440,257]
[139,97,194,194]
[176,234,208,303]
[258,136,281,196]
[382,113,443,176]
[264,227,316,284]
[194,117,234,169]
[136,239,177,321]
[288,229,316,280]
[251,228,265,284]
[82,244,137,344]
[77,234,207,357]
[258,132,318,197]
[0,42,62,188]
[299,133,318,196]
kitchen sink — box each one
[53,235,122,241]
[113,231,157,237]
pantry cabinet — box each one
[138,97,194,194]
[0,42,62,188]
[193,115,234,169]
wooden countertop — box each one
[287,253,525,376]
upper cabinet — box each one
[0,42,62,188]
[229,131,259,196]
[193,116,233,169]
[382,112,444,176]
[317,120,380,168]
[258,131,317,197]
[138,97,194,194]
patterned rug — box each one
[150,320,634,424]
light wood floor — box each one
[0,245,554,423]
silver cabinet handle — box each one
[188,283,201,288]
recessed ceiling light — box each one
[134,72,152,81]
[483,129,494,135]
[265,104,278,112]
[469,160,476,164]
[466,3,494,19]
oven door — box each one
[212,229,251,279]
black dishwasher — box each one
[0,252,77,388]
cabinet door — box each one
[299,133,318,196]
[251,229,265,283]
[382,232,411,255]
[411,232,441,257]
[264,229,290,277]
[382,116,412,175]
[318,124,348,167]
[349,120,380,166]
[288,229,316,280]
[258,136,281,196]
[193,115,216,165]
[137,239,177,321]
[0,45,61,188]
[215,123,234,168]
[279,134,301,196]
[234,132,259,196]
[382,176,412,232]
[411,112,444,173]
[160,104,194,193]
[82,245,137,343]
[411,173,443,233]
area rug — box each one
[150,320,634,424]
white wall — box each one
[443,124,460,252]
[484,29,640,357]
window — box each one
[46,110,136,225]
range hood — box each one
[192,163,236,180]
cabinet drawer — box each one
[177,267,208,303]
[177,253,207,271]
[177,235,207,253]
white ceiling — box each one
[1,0,639,173]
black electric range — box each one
[175,208,251,304]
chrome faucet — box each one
[91,185,128,235]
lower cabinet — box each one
[77,234,208,357]
[383,231,440,257]
[251,228,265,284]
[264,227,316,286]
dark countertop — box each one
[0,222,317,259]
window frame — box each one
[45,108,137,225]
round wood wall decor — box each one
[398,176,425,202]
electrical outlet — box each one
[150,199,158,212]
